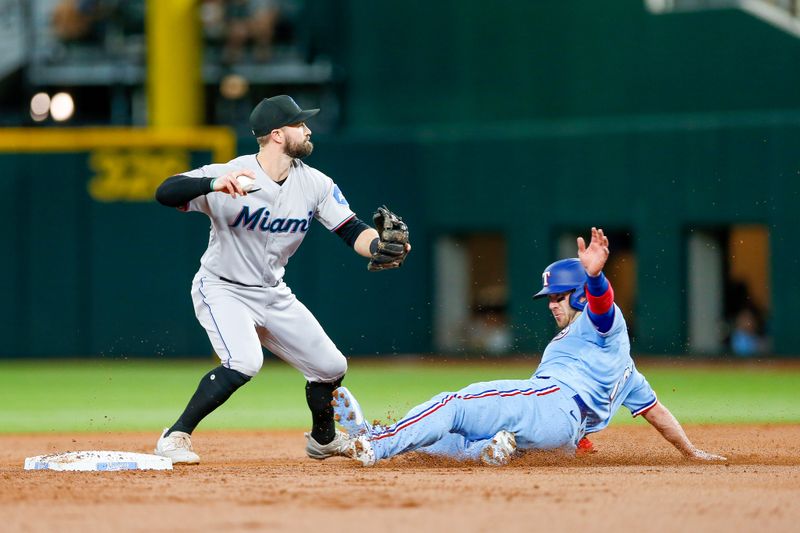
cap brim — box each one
[533,286,576,299]
[285,109,319,125]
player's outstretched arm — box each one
[579,227,615,333]
[642,401,726,461]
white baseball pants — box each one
[191,272,348,381]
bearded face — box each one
[284,135,314,159]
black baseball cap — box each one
[249,95,319,137]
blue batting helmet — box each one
[533,258,587,311]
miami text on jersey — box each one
[229,206,314,233]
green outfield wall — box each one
[1,117,798,357]
[341,0,800,127]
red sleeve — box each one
[586,280,614,315]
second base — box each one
[24,450,173,471]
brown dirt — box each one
[1,424,798,533]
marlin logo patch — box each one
[332,185,348,206]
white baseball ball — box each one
[236,175,257,192]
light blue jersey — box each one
[534,304,658,433]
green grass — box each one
[0,359,798,433]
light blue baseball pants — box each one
[369,378,585,461]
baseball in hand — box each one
[235,175,257,192]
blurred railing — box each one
[647,0,800,35]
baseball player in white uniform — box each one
[152,95,410,464]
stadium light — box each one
[30,92,50,122]
[50,92,75,122]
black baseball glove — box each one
[368,206,410,271]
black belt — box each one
[219,276,280,288]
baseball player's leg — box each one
[457,379,581,455]
[365,389,474,461]
[258,283,347,451]
[368,379,576,462]
[418,433,492,461]
[258,287,347,383]
[193,277,266,376]
[447,379,581,453]
[163,279,264,437]
[363,383,506,462]
[331,385,490,460]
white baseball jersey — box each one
[182,154,355,287]
[176,154,352,381]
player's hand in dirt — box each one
[213,169,255,198]
[578,226,610,277]
[686,448,727,462]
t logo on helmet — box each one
[542,271,551,287]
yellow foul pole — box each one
[146,0,203,127]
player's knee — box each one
[429,391,459,405]
[228,359,262,377]
[311,354,347,382]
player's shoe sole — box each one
[480,430,517,466]
[331,387,371,436]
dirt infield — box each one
[1,425,798,533]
